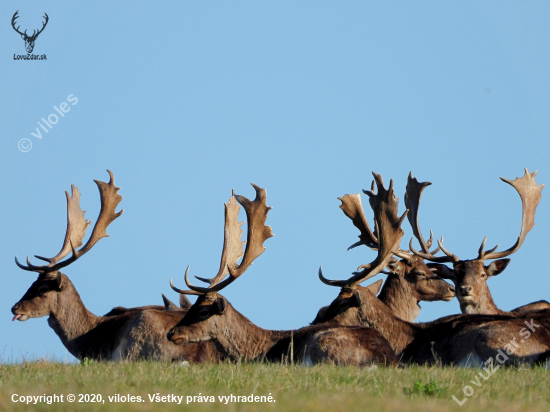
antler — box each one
[319,172,408,289]
[339,190,377,250]
[339,187,410,261]
[478,168,544,260]
[404,172,440,256]
[15,170,123,273]
[171,184,274,296]
[32,13,49,38]
[11,11,25,36]
[194,191,245,286]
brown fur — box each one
[167,293,396,366]
[312,281,550,366]
[11,273,222,362]
[378,257,454,321]
[312,257,454,324]
[429,260,550,316]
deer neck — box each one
[209,305,287,361]
[459,285,503,315]
[47,276,101,357]
[378,275,420,322]
[356,290,418,354]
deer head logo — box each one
[12,11,49,54]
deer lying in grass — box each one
[314,172,455,323]
[167,182,403,366]
[313,174,550,366]
[410,169,550,316]
[11,171,221,363]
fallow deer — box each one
[11,171,220,362]
[325,172,455,322]
[167,183,401,366]
[409,169,550,316]
[313,175,550,366]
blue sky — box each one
[1,1,549,362]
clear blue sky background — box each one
[1,1,549,362]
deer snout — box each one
[167,328,187,345]
[11,303,28,321]
[443,286,456,301]
[459,286,472,296]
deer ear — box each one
[387,258,400,273]
[162,293,178,311]
[366,279,384,296]
[426,263,455,280]
[55,272,63,290]
[179,294,192,309]
[486,259,511,277]
[215,298,226,315]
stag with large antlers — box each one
[313,173,455,323]
[167,184,398,366]
[12,11,49,53]
[313,173,550,366]
[409,169,550,316]
[11,171,221,362]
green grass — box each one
[0,361,549,411]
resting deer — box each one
[166,183,401,366]
[313,175,550,366]
[11,171,220,362]
[409,169,550,316]
[315,172,455,322]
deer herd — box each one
[10,169,550,367]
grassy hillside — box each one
[1,361,549,411]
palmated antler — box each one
[411,169,544,264]
[477,168,544,261]
[15,170,123,273]
[170,184,274,296]
[404,172,441,257]
[319,172,408,289]
[339,187,410,261]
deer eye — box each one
[480,273,487,279]
[413,269,426,277]
[195,307,211,320]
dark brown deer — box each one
[315,243,550,366]
[11,11,48,53]
[166,182,401,366]
[11,171,221,362]
[409,169,550,316]
[313,174,550,366]
[314,172,454,322]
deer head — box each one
[336,173,454,317]
[11,171,123,321]
[410,169,544,314]
[314,172,408,324]
[167,185,273,345]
